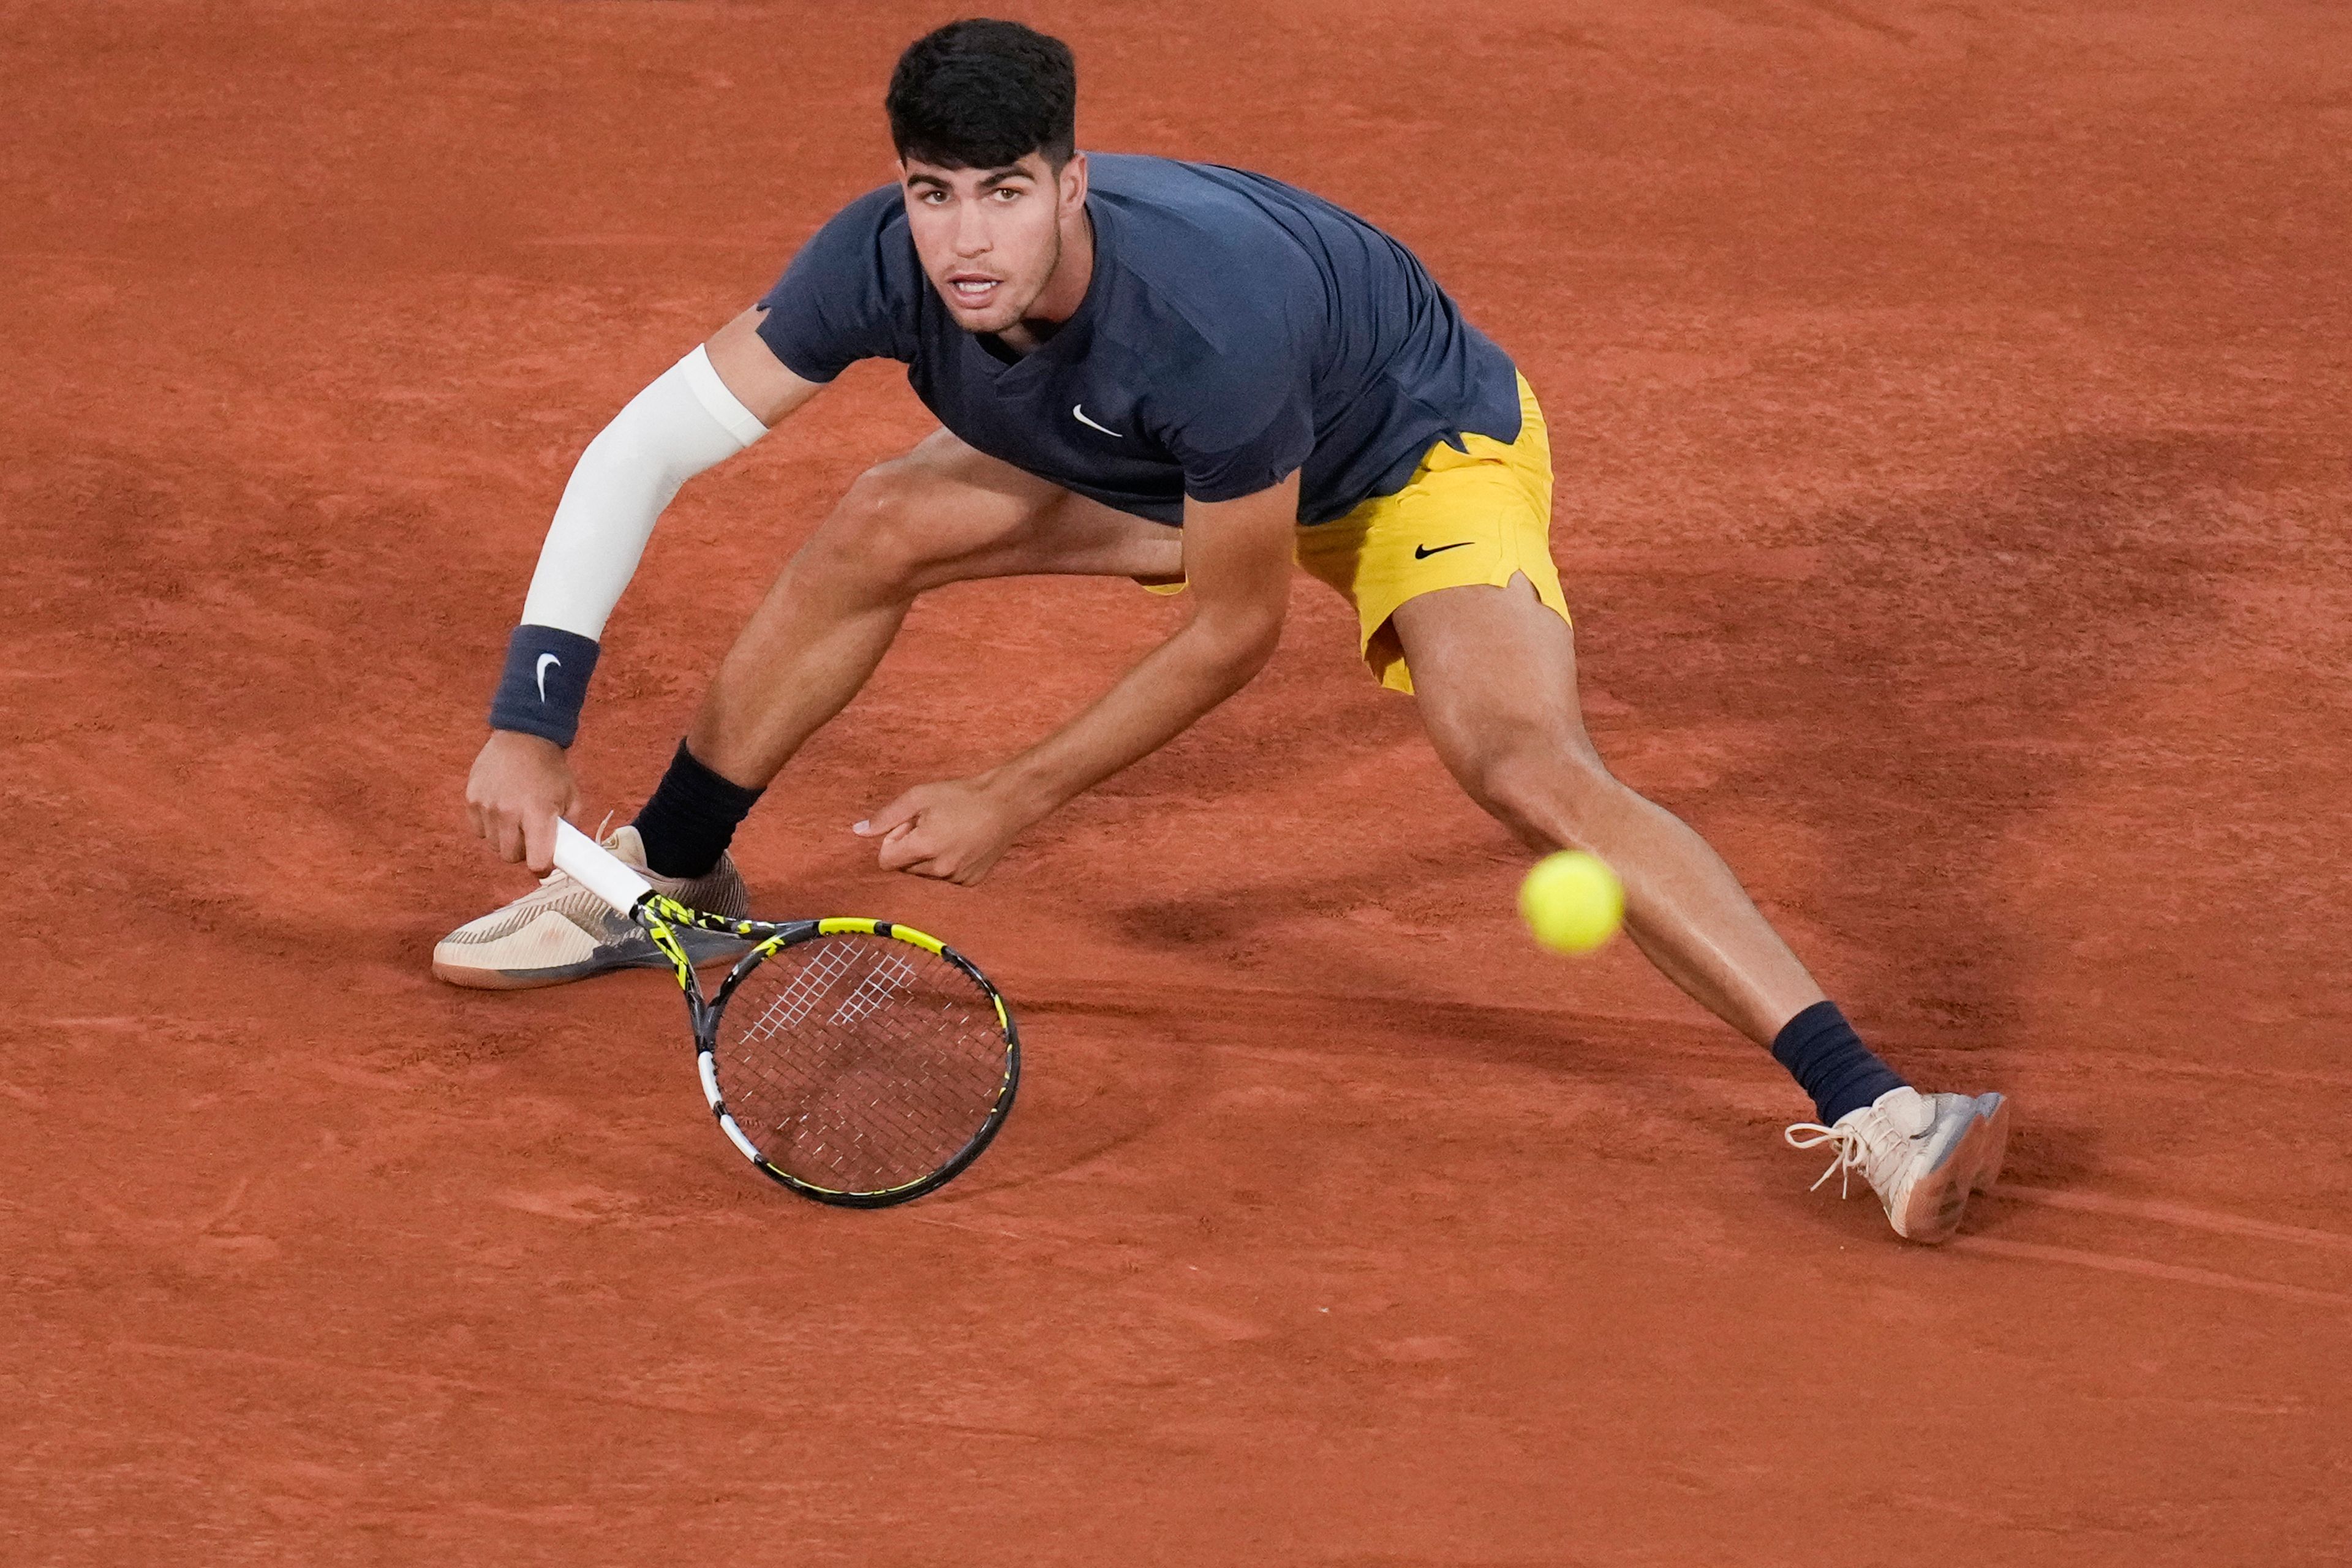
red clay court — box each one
[5,2,2348,1562]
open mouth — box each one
[947,274,1001,309]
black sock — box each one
[631,739,763,880]
[1772,1001,1908,1125]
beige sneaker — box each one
[1785,1087,2011,1243]
[432,824,753,990]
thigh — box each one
[1389,574,1602,775]
[851,426,1185,590]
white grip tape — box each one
[553,818,655,914]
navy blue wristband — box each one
[488,624,601,747]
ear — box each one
[1059,151,1089,214]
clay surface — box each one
[4,2,2348,1561]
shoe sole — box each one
[1896,1091,2013,1244]
[432,938,752,992]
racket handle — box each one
[553,818,655,914]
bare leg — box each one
[1390,576,1823,1046]
[688,428,1182,785]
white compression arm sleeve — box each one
[518,344,770,639]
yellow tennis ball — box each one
[1519,850,1624,955]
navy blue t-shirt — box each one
[756,153,1521,526]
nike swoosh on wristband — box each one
[1072,404,1121,437]
[536,652,560,702]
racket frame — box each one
[553,820,1019,1207]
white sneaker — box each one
[1785,1086,2011,1243]
[432,824,753,990]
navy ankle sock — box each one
[1772,1001,1907,1125]
[631,739,763,880]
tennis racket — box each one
[553,818,1019,1207]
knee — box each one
[1459,733,1618,848]
[801,459,944,593]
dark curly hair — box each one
[886,19,1077,171]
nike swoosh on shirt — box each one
[536,652,560,702]
[1072,404,1121,437]
[1414,541,1474,559]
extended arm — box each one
[467,308,823,870]
[856,472,1302,884]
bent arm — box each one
[856,474,1300,884]
[993,473,1300,817]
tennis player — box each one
[439,20,2010,1241]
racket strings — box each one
[715,935,1009,1194]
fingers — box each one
[521,805,559,876]
[875,824,933,873]
[895,853,992,887]
[851,778,1014,884]
[853,787,927,840]
[468,732,579,869]
[891,851,959,883]
[472,795,559,869]
[879,837,998,886]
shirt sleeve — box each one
[1153,324,1317,505]
[755,185,919,382]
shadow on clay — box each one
[1596,431,2252,1191]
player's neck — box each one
[995,208,1095,357]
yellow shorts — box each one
[1146,372,1567,694]
[1296,371,1566,693]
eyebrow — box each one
[905,167,1034,191]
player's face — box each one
[900,152,1085,335]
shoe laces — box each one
[1784,1106,1907,1199]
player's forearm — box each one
[518,345,770,639]
[486,346,768,746]
[989,609,1281,819]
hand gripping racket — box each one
[554,818,1019,1207]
